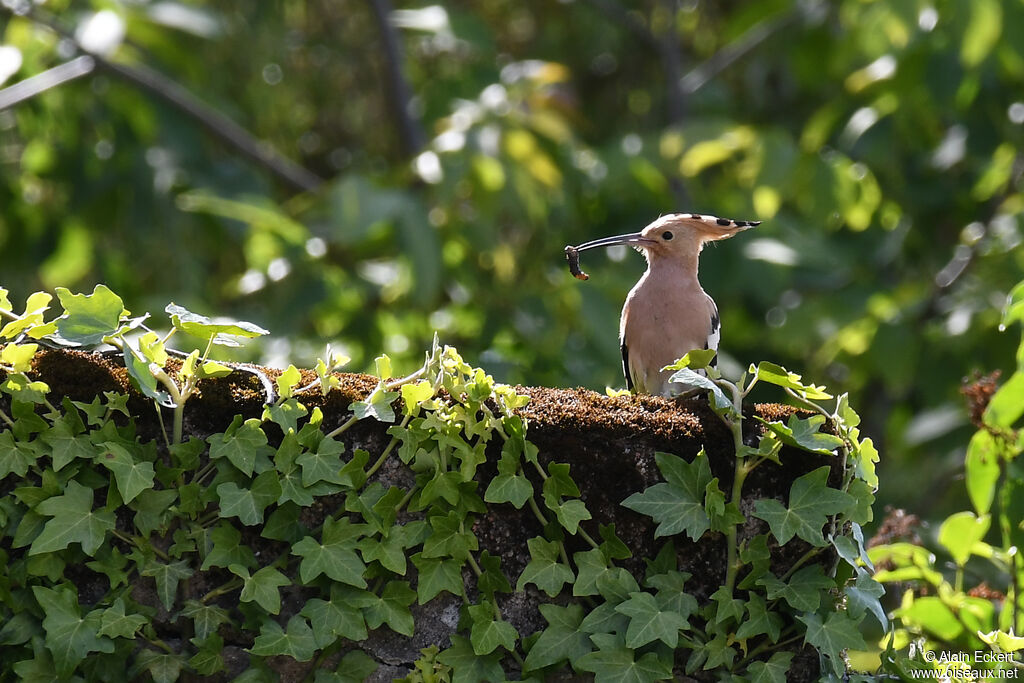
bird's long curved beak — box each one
[572,232,655,251]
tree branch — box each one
[679,10,800,94]
[367,0,426,160]
[0,55,95,110]
[5,5,323,194]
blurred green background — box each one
[1,0,1022,521]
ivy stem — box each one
[735,629,803,667]
[723,459,751,594]
[154,402,172,452]
[393,487,416,514]
[112,529,170,562]
[0,407,14,429]
[466,552,483,578]
[201,578,243,603]
[326,414,358,439]
[779,546,821,581]
[526,495,549,528]
[721,376,748,596]
[577,526,600,550]
[366,414,411,479]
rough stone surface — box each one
[8,348,836,681]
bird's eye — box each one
[662,231,674,241]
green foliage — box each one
[0,285,880,679]
[2,0,1021,531]
[872,276,1024,678]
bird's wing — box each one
[705,296,720,368]
[620,341,634,391]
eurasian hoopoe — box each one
[567,213,758,396]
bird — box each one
[567,213,758,396]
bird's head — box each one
[571,213,759,264]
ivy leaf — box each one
[98,598,147,638]
[141,559,192,611]
[29,480,115,556]
[249,616,317,661]
[797,611,867,677]
[1,342,37,372]
[411,553,464,603]
[332,651,379,682]
[0,430,37,480]
[738,535,772,589]
[31,585,114,678]
[292,517,368,587]
[132,488,177,536]
[705,477,744,532]
[362,581,416,636]
[53,284,126,346]
[275,364,302,400]
[180,600,231,641]
[752,466,854,546]
[217,471,281,526]
[757,565,834,612]
[95,441,155,504]
[188,634,225,675]
[165,302,269,345]
[300,588,370,647]
[758,414,845,455]
[468,602,518,655]
[573,548,613,597]
[484,472,533,508]
[749,361,832,399]
[201,522,257,571]
[622,451,712,540]
[845,568,888,630]
[264,398,309,434]
[575,646,673,683]
[437,635,505,683]
[401,380,434,415]
[646,571,698,619]
[522,604,592,672]
[351,383,399,423]
[123,339,174,408]
[0,291,53,339]
[236,565,291,615]
[40,413,95,471]
[422,511,478,561]
[667,367,733,411]
[477,550,512,597]
[85,546,130,590]
[855,436,879,490]
[133,651,185,683]
[708,586,744,626]
[208,420,275,476]
[735,593,782,642]
[0,612,38,646]
[746,652,794,683]
[580,602,629,636]
[296,437,346,486]
[515,537,574,597]
[338,448,369,489]
[599,523,632,560]
[615,591,688,648]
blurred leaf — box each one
[961,0,1002,67]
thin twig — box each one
[679,10,800,94]
[3,5,324,193]
[367,0,425,159]
[0,55,95,110]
